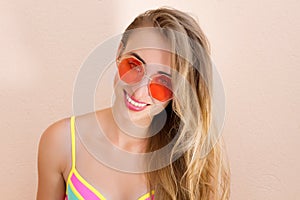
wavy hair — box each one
[119,7,230,200]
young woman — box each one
[37,7,230,200]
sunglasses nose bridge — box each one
[136,75,151,91]
[143,73,153,82]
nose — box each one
[128,76,152,102]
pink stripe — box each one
[70,173,101,200]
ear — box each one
[116,42,124,61]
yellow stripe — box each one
[70,116,76,169]
[68,115,153,200]
[68,179,85,200]
[73,169,107,200]
[138,190,155,200]
[66,168,75,189]
[69,116,106,199]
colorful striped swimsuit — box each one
[65,116,155,200]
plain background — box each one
[0,0,299,199]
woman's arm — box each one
[36,118,69,200]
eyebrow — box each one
[158,71,172,77]
[128,52,172,77]
[129,52,146,64]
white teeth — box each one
[126,93,147,107]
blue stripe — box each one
[67,184,80,200]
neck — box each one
[114,128,149,153]
[105,108,150,153]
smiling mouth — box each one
[123,90,150,111]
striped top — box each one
[65,116,155,200]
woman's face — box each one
[113,28,172,127]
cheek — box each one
[150,101,170,116]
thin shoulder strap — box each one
[70,116,76,169]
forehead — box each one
[124,28,171,51]
[123,28,172,67]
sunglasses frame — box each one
[116,55,173,102]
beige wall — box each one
[0,0,299,199]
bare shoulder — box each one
[36,117,71,199]
[39,117,70,146]
[38,117,71,171]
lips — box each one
[123,90,149,111]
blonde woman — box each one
[37,7,230,200]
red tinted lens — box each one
[118,57,144,84]
[149,75,172,102]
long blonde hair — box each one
[119,7,230,200]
